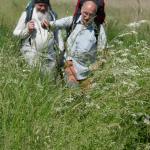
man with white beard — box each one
[13,0,64,73]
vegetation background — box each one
[0,0,150,149]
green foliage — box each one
[0,1,150,149]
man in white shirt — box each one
[13,0,64,73]
[42,0,98,87]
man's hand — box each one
[27,20,35,33]
[41,19,50,29]
[65,60,79,84]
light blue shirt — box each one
[51,16,97,80]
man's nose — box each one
[41,6,46,11]
[85,14,90,20]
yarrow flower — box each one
[127,20,150,28]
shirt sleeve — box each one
[57,29,65,51]
[13,11,31,39]
[50,16,73,29]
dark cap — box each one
[35,0,50,5]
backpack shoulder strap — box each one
[66,12,80,39]
[49,9,57,21]
[25,0,35,24]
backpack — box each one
[67,0,105,38]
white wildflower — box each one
[95,104,100,110]
[101,58,107,63]
[127,20,150,28]
[65,97,74,103]
[55,107,62,112]
[131,113,137,118]
[91,83,97,88]
[124,69,136,76]
[131,66,139,70]
[118,31,137,38]
[121,53,128,57]
[110,51,115,56]
[114,39,123,45]
[115,58,128,64]
[144,118,150,125]
[86,102,94,108]
[106,44,114,49]
[130,55,137,59]
[133,121,138,125]
[122,80,129,85]
[124,48,130,52]
[142,68,150,74]
[85,95,91,99]
[138,52,144,56]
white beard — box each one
[36,10,50,22]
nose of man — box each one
[36,4,48,13]
[84,17,90,24]
[82,12,93,25]
[85,14,90,21]
[40,6,47,13]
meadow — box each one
[0,0,150,149]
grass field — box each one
[0,0,150,149]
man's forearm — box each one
[13,26,31,39]
[13,12,31,39]
[50,16,73,29]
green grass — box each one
[0,0,150,149]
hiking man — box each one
[13,0,64,72]
[42,0,98,87]
[72,0,106,50]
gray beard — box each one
[36,11,50,22]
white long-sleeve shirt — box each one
[14,8,52,51]
[13,8,64,67]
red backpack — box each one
[67,0,105,38]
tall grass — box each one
[0,0,150,149]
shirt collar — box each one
[76,15,82,24]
